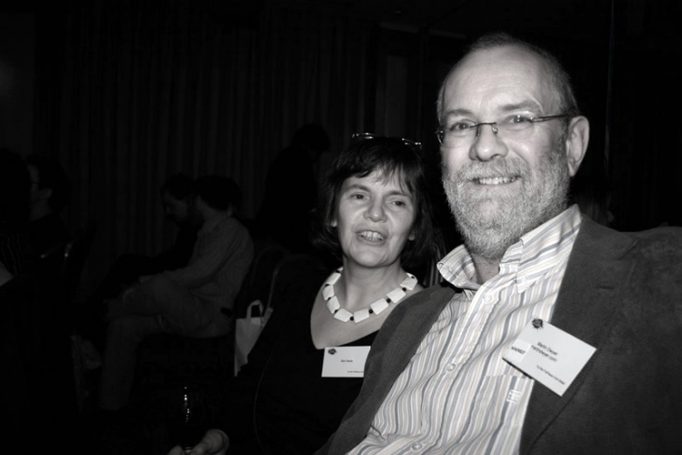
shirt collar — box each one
[437,205,582,292]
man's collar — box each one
[437,205,582,290]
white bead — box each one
[322,285,334,300]
[326,296,340,313]
[327,270,342,285]
[369,299,389,315]
[402,273,418,290]
[353,308,370,322]
[333,308,352,322]
[386,288,406,303]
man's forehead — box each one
[451,46,543,85]
[443,45,554,112]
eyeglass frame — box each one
[435,113,570,145]
[351,132,423,152]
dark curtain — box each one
[608,0,682,230]
[35,0,377,292]
[32,0,682,296]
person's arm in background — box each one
[149,224,198,272]
[164,218,241,288]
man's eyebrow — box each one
[498,101,543,113]
[442,108,474,119]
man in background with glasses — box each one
[318,32,682,454]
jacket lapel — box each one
[521,219,636,452]
[329,284,456,453]
[363,284,456,405]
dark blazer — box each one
[317,218,682,454]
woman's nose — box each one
[365,199,386,221]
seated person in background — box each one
[92,172,200,302]
[255,123,331,253]
[24,153,72,260]
[98,175,254,413]
[168,134,438,454]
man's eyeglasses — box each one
[435,113,569,147]
[352,132,423,152]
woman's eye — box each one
[390,198,410,208]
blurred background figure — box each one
[570,173,615,227]
[97,175,254,416]
[0,147,31,275]
[0,150,79,453]
[90,173,199,304]
[256,123,331,253]
[24,153,72,260]
[78,173,200,349]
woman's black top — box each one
[226,257,377,454]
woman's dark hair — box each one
[313,135,435,272]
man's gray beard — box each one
[443,150,570,261]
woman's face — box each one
[334,169,416,271]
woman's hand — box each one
[167,429,229,455]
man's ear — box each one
[565,115,590,177]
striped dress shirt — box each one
[349,205,583,454]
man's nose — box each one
[470,122,508,161]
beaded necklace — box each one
[321,267,418,323]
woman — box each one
[169,133,437,455]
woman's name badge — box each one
[503,319,596,396]
[321,346,371,378]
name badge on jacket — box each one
[321,346,371,378]
[503,319,596,396]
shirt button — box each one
[446,364,455,372]
[411,442,422,450]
